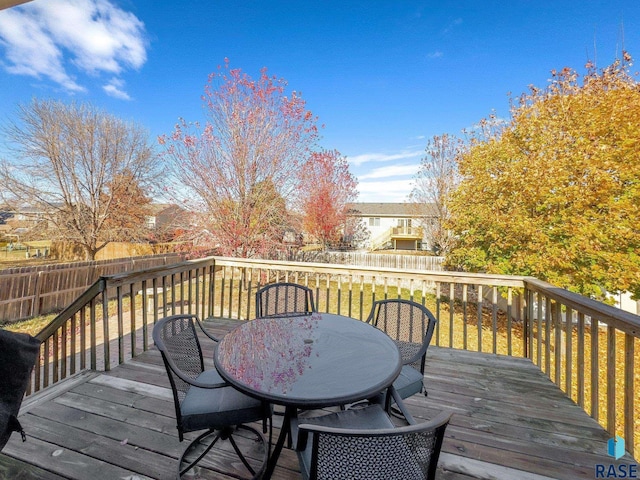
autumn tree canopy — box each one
[0,99,157,260]
[410,134,463,254]
[447,55,640,299]
[160,60,319,257]
[298,149,359,249]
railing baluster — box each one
[449,283,454,348]
[348,275,353,318]
[52,328,59,383]
[315,273,320,313]
[337,276,342,316]
[228,270,234,319]
[577,312,585,408]
[565,306,573,398]
[117,285,124,365]
[607,324,616,435]
[536,293,543,368]
[492,286,498,354]
[187,270,193,316]
[90,297,97,370]
[325,275,330,313]
[61,321,67,380]
[624,334,635,457]
[169,273,175,316]
[477,285,483,352]
[435,282,441,347]
[358,275,364,320]
[129,283,137,357]
[70,313,76,375]
[33,343,42,393]
[219,266,226,318]
[554,301,562,385]
[80,306,87,370]
[102,290,110,371]
[43,339,50,388]
[544,297,552,376]
[236,268,243,319]
[246,268,253,320]
[462,284,468,351]
[591,317,599,421]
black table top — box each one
[214,313,402,408]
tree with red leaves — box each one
[298,150,359,249]
[160,60,319,258]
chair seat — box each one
[366,365,425,408]
[393,365,424,399]
[180,370,267,433]
[302,403,395,431]
[297,405,394,477]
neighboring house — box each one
[0,205,50,239]
[145,203,191,241]
[346,202,438,251]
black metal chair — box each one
[255,282,316,318]
[295,404,451,480]
[153,314,271,479]
[0,329,40,452]
[366,299,437,405]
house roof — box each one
[346,202,438,217]
[147,203,188,216]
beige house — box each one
[346,202,438,251]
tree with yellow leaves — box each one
[447,54,640,300]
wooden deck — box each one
[1,318,634,479]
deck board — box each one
[1,317,634,479]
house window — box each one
[369,217,380,227]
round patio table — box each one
[214,312,402,479]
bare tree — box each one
[410,134,463,254]
[160,61,319,258]
[0,99,157,260]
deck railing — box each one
[32,257,217,393]
[27,255,639,457]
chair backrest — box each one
[152,315,206,410]
[255,282,316,318]
[303,411,451,480]
[366,299,437,373]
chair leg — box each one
[178,426,268,480]
[232,425,269,480]
[178,429,220,478]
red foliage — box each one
[298,150,358,248]
[159,60,320,258]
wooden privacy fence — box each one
[293,251,445,271]
[0,253,185,323]
[25,255,639,457]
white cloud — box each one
[348,149,423,167]
[357,179,413,203]
[358,164,420,180]
[103,77,131,100]
[442,18,463,35]
[427,51,443,59]
[0,0,147,96]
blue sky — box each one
[0,1,638,202]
